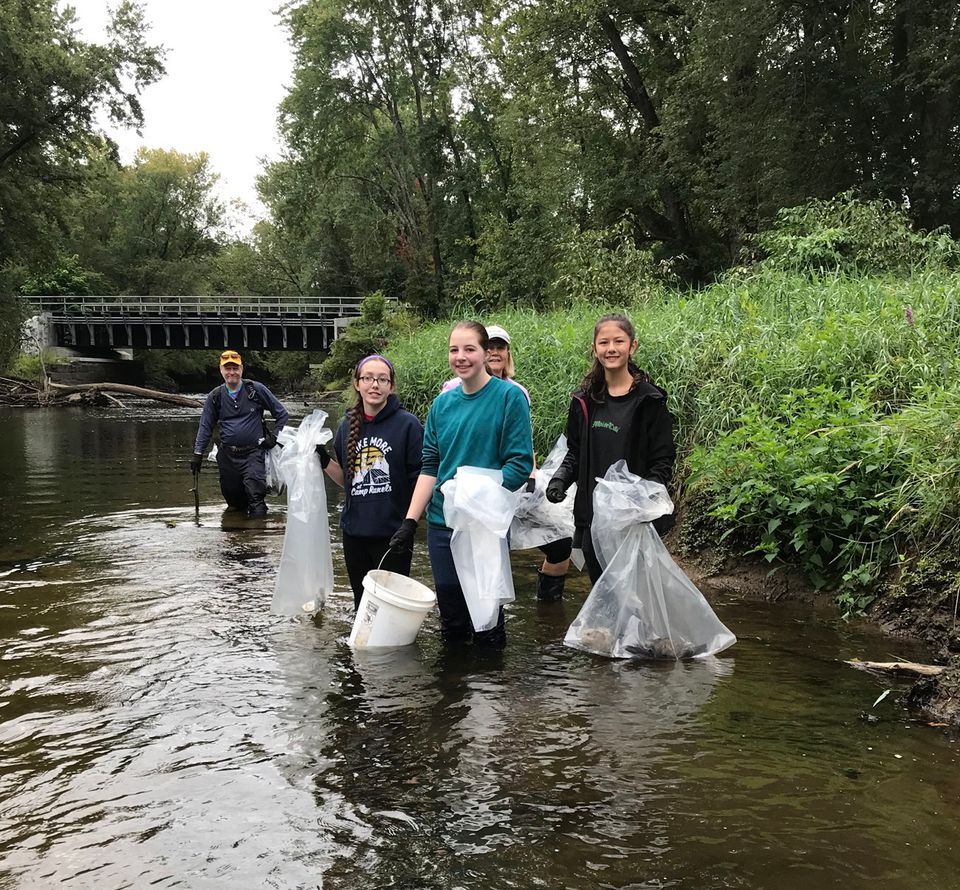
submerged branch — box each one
[846,659,945,677]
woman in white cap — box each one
[440,324,571,601]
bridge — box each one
[27,295,369,351]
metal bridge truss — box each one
[28,295,371,351]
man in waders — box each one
[190,350,289,517]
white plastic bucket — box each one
[348,570,437,649]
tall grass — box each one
[387,268,960,609]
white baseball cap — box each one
[485,324,511,344]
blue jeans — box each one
[427,526,506,648]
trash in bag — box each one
[510,435,576,551]
[264,430,294,495]
[271,410,335,615]
[565,460,736,660]
[441,466,519,631]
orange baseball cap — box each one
[219,350,242,366]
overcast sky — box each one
[65,0,295,232]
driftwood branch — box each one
[846,659,945,677]
[0,378,203,409]
[47,383,203,408]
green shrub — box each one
[315,291,417,392]
[389,249,960,614]
[754,192,960,275]
[688,388,902,611]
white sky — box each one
[64,0,295,234]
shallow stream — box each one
[0,405,957,888]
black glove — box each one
[189,453,203,474]
[315,442,331,468]
[524,476,537,494]
[258,428,278,449]
[545,477,568,504]
[388,518,418,552]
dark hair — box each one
[451,320,489,350]
[345,356,396,480]
[578,313,650,402]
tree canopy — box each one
[0,0,164,269]
[265,0,960,310]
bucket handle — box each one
[376,546,395,573]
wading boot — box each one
[247,501,268,518]
[536,569,565,602]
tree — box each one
[316,291,416,390]
[0,0,164,268]
[269,0,960,301]
[99,148,228,295]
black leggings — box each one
[342,533,413,610]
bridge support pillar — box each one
[22,313,55,353]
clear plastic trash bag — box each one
[564,461,736,660]
[510,435,576,551]
[271,410,335,615]
[442,466,519,631]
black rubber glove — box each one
[524,476,537,494]
[388,518,418,552]
[545,477,568,504]
[315,442,331,468]
[189,453,203,474]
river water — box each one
[0,404,957,889]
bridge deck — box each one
[27,295,374,351]
[29,295,366,319]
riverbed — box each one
[0,404,957,888]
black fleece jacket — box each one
[552,380,676,538]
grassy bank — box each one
[389,269,960,613]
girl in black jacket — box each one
[546,314,676,584]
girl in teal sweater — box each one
[390,321,534,647]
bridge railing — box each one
[27,295,369,317]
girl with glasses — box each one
[316,355,423,609]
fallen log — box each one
[846,659,945,677]
[47,382,203,408]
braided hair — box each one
[578,313,650,403]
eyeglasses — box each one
[220,351,241,361]
[358,375,391,386]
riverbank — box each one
[676,536,960,724]
[388,268,960,722]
